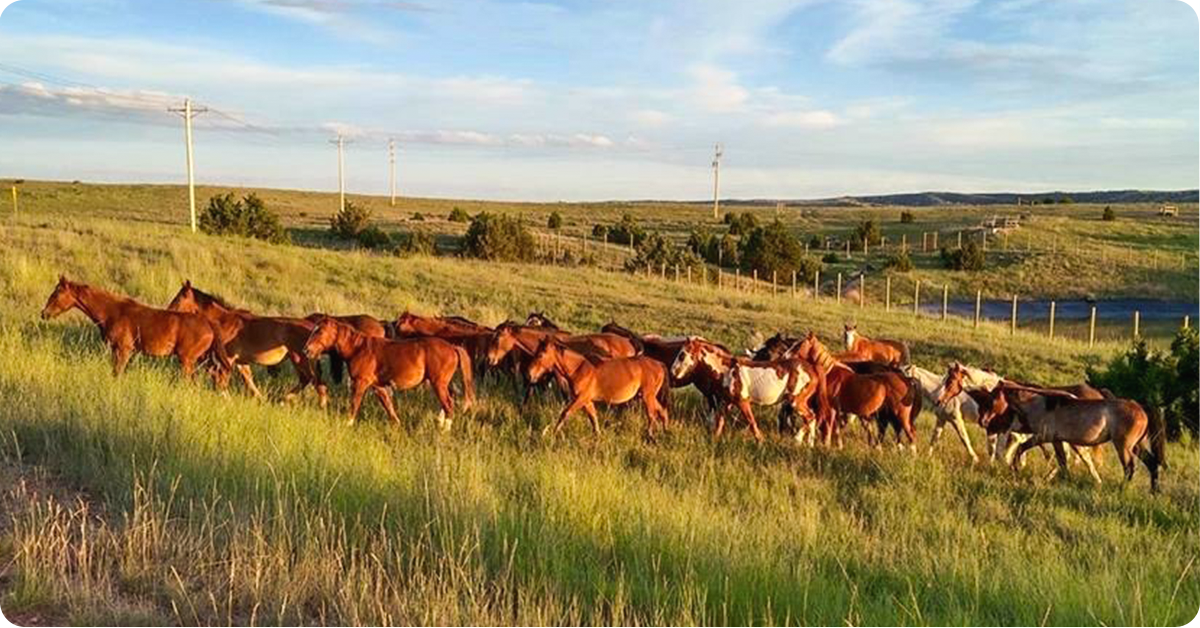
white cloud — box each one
[761,109,841,129]
[688,63,749,113]
[630,108,672,127]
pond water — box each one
[917,298,1199,321]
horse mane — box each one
[525,311,560,330]
[601,321,640,339]
[187,285,251,313]
[441,314,485,328]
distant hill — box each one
[717,189,1198,207]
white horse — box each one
[903,364,983,462]
[932,362,1029,464]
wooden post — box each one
[1003,232,1009,250]
[859,276,865,308]
[813,270,820,300]
[922,232,928,253]
[885,276,892,311]
[957,231,962,248]
[1185,315,1191,330]
[881,235,887,250]
[836,272,842,304]
[1089,305,1097,347]
[901,234,908,253]
[660,263,666,281]
[941,284,948,321]
[772,270,777,296]
[791,270,797,297]
[9,185,15,216]
[932,231,938,249]
[753,269,758,293]
[1133,311,1140,339]
[863,238,869,256]
[674,264,680,282]
[973,289,981,329]
[1010,295,1018,335]
[913,280,920,315]
[1048,301,1056,340]
[845,240,851,259]
[718,268,723,289]
[687,266,692,284]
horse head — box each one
[526,337,563,383]
[670,337,709,380]
[393,311,421,335]
[303,316,342,359]
[487,321,520,366]
[41,275,78,320]
[842,322,858,350]
[935,362,968,407]
[166,279,199,312]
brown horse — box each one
[842,323,908,366]
[305,312,389,383]
[600,322,675,367]
[167,281,329,405]
[42,276,230,382]
[525,338,669,437]
[486,322,642,400]
[793,332,919,448]
[303,318,475,429]
[962,382,1165,492]
[393,311,494,365]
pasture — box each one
[0,187,1197,625]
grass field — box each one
[0,189,1197,625]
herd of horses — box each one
[39,275,1167,493]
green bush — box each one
[411,212,426,221]
[329,201,372,240]
[822,252,840,264]
[625,232,702,274]
[1087,328,1198,439]
[200,193,289,244]
[724,211,758,236]
[900,211,915,224]
[462,212,535,262]
[883,250,914,272]
[547,211,563,229]
[448,207,471,223]
[354,226,393,250]
[851,219,882,247]
[941,241,986,271]
[808,234,823,250]
[1102,206,1116,221]
[606,214,645,246]
[738,220,822,282]
[393,230,436,256]
[592,224,608,239]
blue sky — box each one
[0,0,1196,200]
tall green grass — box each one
[0,212,1197,625]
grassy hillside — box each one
[0,199,1196,625]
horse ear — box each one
[58,274,67,284]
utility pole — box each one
[329,134,350,213]
[711,143,723,220]
[387,139,397,207]
[168,98,207,233]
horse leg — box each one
[1004,432,1030,467]
[1010,436,1045,474]
[238,364,267,400]
[950,415,979,464]
[927,415,947,455]
[1077,446,1102,485]
[111,344,134,376]
[347,379,371,426]
[372,386,402,426]
[1135,444,1160,493]
[547,396,588,437]
[736,400,764,442]
[581,402,602,436]
[1045,442,1069,482]
[986,433,999,463]
[431,377,455,432]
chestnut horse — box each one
[486,322,642,400]
[842,323,908,366]
[305,312,389,383]
[670,337,819,443]
[600,322,687,375]
[304,318,475,430]
[42,276,230,382]
[393,311,494,365]
[167,281,329,405]
[525,338,669,437]
[792,332,920,448]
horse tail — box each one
[905,373,923,420]
[204,321,232,371]
[899,341,911,365]
[1145,402,1168,470]
[454,344,477,409]
[656,362,672,416]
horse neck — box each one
[552,346,589,379]
[908,367,941,394]
[334,327,367,359]
[72,285,124,327]
[965,368,1002,391]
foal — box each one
[842,323,909,366]
[42,276,230,382]
[304,318,475,430]
[526,338,669,438]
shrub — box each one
[200,193,289,244]
[547,211,563,229]
[941,241,986,271]
[1087,327,1198,439]
[738,220,822,282]
[808,235,823,250]
[329,201,372,239]
[354,226,393,250]
[411,212,426,221]
[883,250,914,272]
[851,219,882,247]
[393,231,436,256]
[625,233,702,274]
[900,211,915,224]
[462,212,535,262]
[725,211,758,236]
[448,207,471,223]
[718,234,740,267]
[592,224,608,239]
[606,214,645,246]
[1102,206,1116,221]
[822,252,840,264]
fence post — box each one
[863,239,869,256]
[718,268,723,290]
[932,231,938,249]
[1010,295,1018,335]
[957,231,962,248]
[1048,301,1056,340]
[836,272,843,304]
[845,240,852,259]
[1089,305,1097,347]
[772,270,778,296]
[687,266,692,284]
[922,232,928,253]
[973,289,981,329]
[901,233,908,254]
[791,270,797,297]
[674,264,679,282]
[913,280,920,315]
[660,263,666,281]
[1133,311,1140,339]
[1185,315,1191,330]
[885,276,892,311]
[813,270,820,300]
[941,284,948,321]
[753,269,758,293]
[736,268,741,291]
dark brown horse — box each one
[600,323,672,366]
[525,338,669,437]
[792,332,920,448]
[42,276,230,382]
[167,281,328,405]
[304,318,475,429]
[842,323,909,366]
[393,311,494,365]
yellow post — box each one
[859,276,865,308]
[885,275,892,311]
[1010,295,1018,335]
[1133,311,1140,339]
[813,270,820,300]
[973,289,982,329]
[913,280,920,315]
[1089,305,1097,347]
[1048,301,1056,340]
[941,284,948,321]
[836,272,842,304]
[10,185,15,216]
